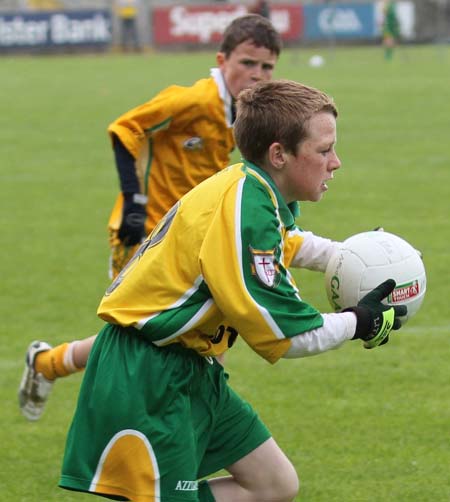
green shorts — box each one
[59,324,271,501]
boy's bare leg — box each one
[209,438,299,502]
[72,335,97,368]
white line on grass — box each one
[403,325,450,334]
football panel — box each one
[344,231,419,264]
[325,249,365,311]
[360,253,425,292]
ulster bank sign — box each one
[0,10,112,51]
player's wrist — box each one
[123,193,147,216]
[345,304,394,349]
[123,192,147,206]
[343,306,371,340]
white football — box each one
[325,231,426,322]
[309,54,325,67]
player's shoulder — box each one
[160,76,216,100]
[152,76,218,115]
[185,163,244,201]
[189,76,221,105]
[243,164,278,202]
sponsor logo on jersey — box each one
[175,480,198,491]
[250,247,280,288]
[388,280,420,303]
[183,137,203,150]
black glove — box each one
[345,279,407,349]
[118,193,147,246]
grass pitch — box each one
[1,44,449,501]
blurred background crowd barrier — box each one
[0,0,449,54]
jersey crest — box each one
[250,247,280,288]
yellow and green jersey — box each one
[98,161,324,364]
[383,1,400,37]
[108,68,235,235]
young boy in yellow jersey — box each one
[18,14,282,421]
[59,80,406,502]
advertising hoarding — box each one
[0,10,112,51]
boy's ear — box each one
[269,142,288,169]
[216,52,225,67]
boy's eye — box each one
[240,61,274,71]
[322,145,336,154]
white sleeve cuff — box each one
[283,312,357,359]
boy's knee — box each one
[272,460,300,501]
[256,458,299,501]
